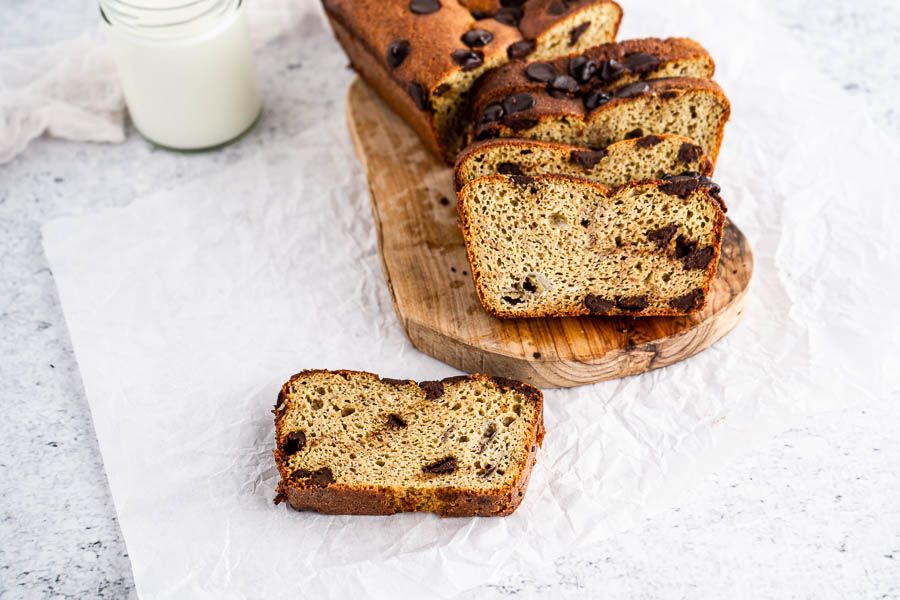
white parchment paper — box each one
[41,2,900,598]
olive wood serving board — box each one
[346,78,753,388]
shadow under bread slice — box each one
[455,135,713,190]
[457,173,727,319]
[274,370,544,517]
[471,77,731,165]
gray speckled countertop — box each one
[2,1,899,598]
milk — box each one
[103,0,262,150]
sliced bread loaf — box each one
[274,370,544,517]
[455,135,713,189]
[457,173,727,318]
[472,77,731,164]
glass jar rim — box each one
[100,0,242,39]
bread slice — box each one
[469,37,715,120]
[455,135,713,190]
[274,370,544,517]
[471,77,731,164]
[323,0,622,162]
[457,173,727,318]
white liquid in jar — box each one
[104,1,262,150]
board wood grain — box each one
[346,78,753,388]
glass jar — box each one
[100,0,263,150]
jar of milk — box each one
[100,0,263,150]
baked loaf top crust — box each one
[274,369,544,517]
[457,173,727,318]
[454,134,714,190]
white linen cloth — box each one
[40,1,899,597]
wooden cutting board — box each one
[346,78,753,388]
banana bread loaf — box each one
[274,369,544,517]
[322,0,622,162]
[455,134,713,189]
[457,173,727,318]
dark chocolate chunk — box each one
[386,40,410,69]
[646,224,677,249]
[660,90,679,100]
[406,81,431,110]
[599,59,625,83]
[616,296,649,312]
[569,21,591,46]
[635,135,663,148]
[522,277,537,292]
[504,116,538,130]
[494,6,523,26]
[525,62,558,83]
[669,289,705,311]
[439,196,450,206]
[479,103,505,125]
[422,456,457,474]
[282,431,306,455]
[584,294,614,315]
[387,414,408,429]
[615,81,652,98]
[291,467,334,487]
[677,142,704,164]
[451,49,484,71]
[461,28,494,48]
[661,174,702,198]
[580,219,590,227]
[381,377,410,386]
[507,39,536,59]
[624,128,644,139]
[502,295,524,305]
[502,92,535,114]
[569,148,607,169]
[409,0,441,15]
[419,380,444,400]
[497,162,524,175]
[674,234,697,259]
[568,55,597,84]
[583,88,612,111]
[623,52,661,74]
[433,83,451,97]
[548,74,579,96]
[509,174,535,186]
[683,246,715,270]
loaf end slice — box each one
[274,370,544,517]
[458,174,727,318]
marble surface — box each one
[2,1,899,598]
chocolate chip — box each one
[479,103,505,125]
[548,74,579,96]
[451,49,484,71]
[439,196,450,205]
[387,414,407,429]
[677,142,704,164]
[381,377,409,386]
[599,59,625,83]
[624,128,643,139]
[674,234,697,259]
[422,456,457,474]
[580,219,590,227]
[569,148,607,169]
[282,431,306,455]
[669,289,705,311]
[615,81,652,99]
[522,278,537,292]
[569,21,590,46]
[497,162,524,175]
[386,40,410,69]
[509,174,535,186]
[661,174,702,198]
[291,467,334,487]
[584,294,614,315]
[623,52,661,74]
[494,6,523,26]
[407,81,431,110]
[502,92,535,114]
[462,29,494,48]
[502,295,524,305]
[409,0,440,15]
[635,135,662,148]
[683,246,715,270]
[646,224,677,249]
[507,39,536,60]
[616,296,649,311]
[504,116,538,130]
[433,83,451,97]
[660,90,679,100]
[525,62,558,83]
[548,0,567,15]
[583,88,612,111]
[419,380,444,400]
[568,55,597,83]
